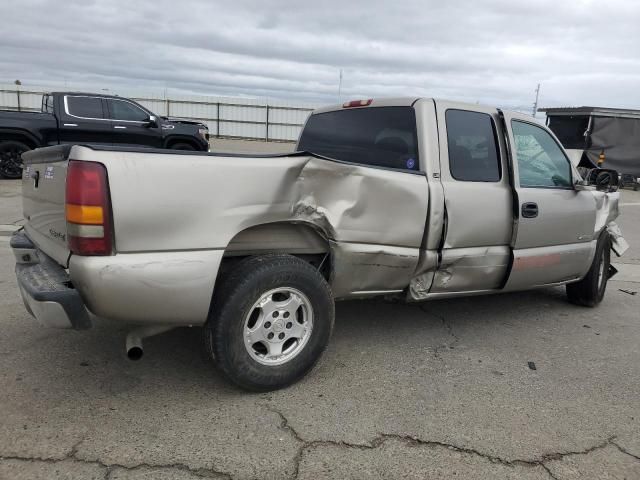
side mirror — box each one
[145,115,159,128]
[583,168,619,192]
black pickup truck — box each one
[0,92,210,178]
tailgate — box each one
[21,144,73,266]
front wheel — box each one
[204,255,334,391]
[566,233,611,307]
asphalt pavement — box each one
[0,143,638,479]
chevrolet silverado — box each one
[11,98,628,391]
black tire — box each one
[204,255,334,391]
[170,142,195,151]
[0,140,30,179]
[566,233,611,307]
[634,183,639,191]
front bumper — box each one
[11,231,91,330]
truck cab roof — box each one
[50,91,129,101]
[312,97,525,117]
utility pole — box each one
[338,69,343,100]
[532,83,541,117]
[14,80,21,111]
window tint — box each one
[298,107,419,170]
[512,121,572,188]
[66,96,104,119]
[109,99,149,121]
[445,110,501,182]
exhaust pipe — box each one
[125,325,176,360]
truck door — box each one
[58,95,112,146]
[105,98,163,148]
[430,101,513,293]
[501,112,597,290]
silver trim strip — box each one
[64,95,107,122]
[64,95,151,123]
[350,289,404,296]
[63,123,78,127]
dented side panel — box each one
[331,242,420,297]
[291,158,429,247]
[70,146,429,302]
[429,246,511,293]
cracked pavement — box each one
[0,171,639,479]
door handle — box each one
[63,123,78,127]
[113,125,127,129]
[521,202,538,218]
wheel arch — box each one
[163,135,201,150]
[217,221,333,285]
[0,128,39,149]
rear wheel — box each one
[566,233,611,307]
[170,142,195,151]
[204,255,334,391]
[0,140,30,179]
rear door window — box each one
[298,106,419,171]
[65,96,104,119]
[445,109,501,182]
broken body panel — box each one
[17,98,625,328]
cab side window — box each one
[66,96,104,119]
[511,121,572,188]
[445,109,501,182]
[108,99,149,122]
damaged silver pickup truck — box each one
[12,97,629,391]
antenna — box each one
[532,83,541,117]
[338,69,343,100]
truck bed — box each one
[21,143,430,302]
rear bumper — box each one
[11,231,91,330]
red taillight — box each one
[342,99,373,108]
[65,160,112,256]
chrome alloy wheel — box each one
[243,287,314,366]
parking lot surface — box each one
[0,141,638,479]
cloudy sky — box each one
[1,0,639,110]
